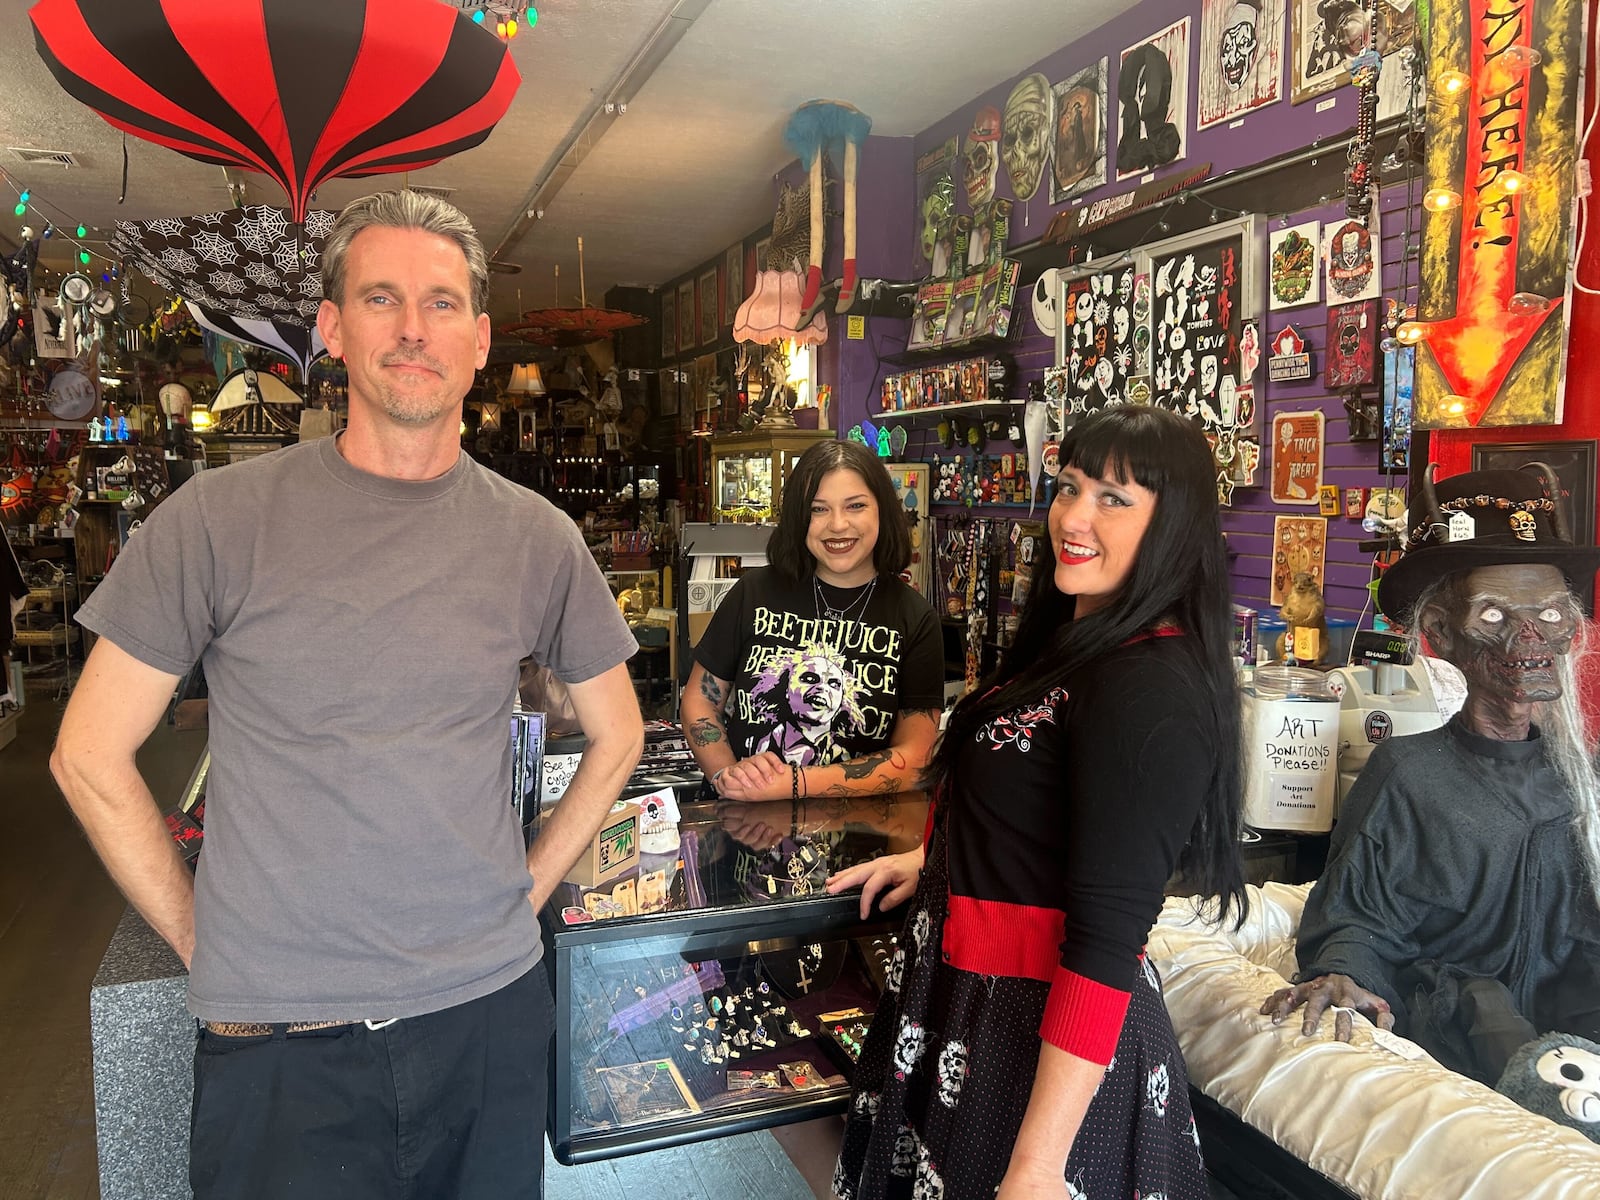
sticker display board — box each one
[1054,261,1145,419]
[885,463,931,599]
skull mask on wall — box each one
[1001,73,1052,202]
[964,106,1002,208]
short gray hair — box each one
[321,191,490,315]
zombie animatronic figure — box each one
[1001,73,1052,202]
[1264,465,1600,1086]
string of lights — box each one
[0,163,121,281]
[448,2,539,39]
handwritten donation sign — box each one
[1270,410,1324,504]
[1244,696,1340,832]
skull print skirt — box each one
[832,825,1207,1200]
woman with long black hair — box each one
[829,405,1246,1200]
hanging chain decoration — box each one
[1343,0,1384,220]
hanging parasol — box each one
[499,237,648,348]
[113,205,335,374]
[186,302,326,379]
[30,0,520,222]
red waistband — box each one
[941,893,1064,981]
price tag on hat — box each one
[1448,511,1476,542]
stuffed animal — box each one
[1275,572,1329,663]
[1496,1033,1600,1142]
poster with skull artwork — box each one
[1116,18,1189,180]
[1050,60,1107,205]
[1058,266,1143,420]
[1197,0,1285,129]
[1150,237,1261,494]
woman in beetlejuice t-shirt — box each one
[681,439,945,804]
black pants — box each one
[190,964,553,1200]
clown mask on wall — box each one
[964,105,1001,208]
[1220,0,1261,90]
[1002,74,1052,202]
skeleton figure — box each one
[1002,73,1052,201]
[1220,0,1262,89]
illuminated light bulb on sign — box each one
[1444,396,1468,416]
[1507,292,1548,315]
[1423,188,1462,212]
[1436,70,1470,97]
[1394,321,1427,345]
[1490,169,1530,196]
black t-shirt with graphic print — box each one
[694,566,944,766]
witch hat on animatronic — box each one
[783,101,872,316]
[1377,462,1600,623]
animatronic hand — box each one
[1260,973,1395,1041]
[713,751,790,802]
[826,847,924,920]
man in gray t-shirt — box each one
[54,192,643,1200]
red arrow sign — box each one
[1424,0,1560,425]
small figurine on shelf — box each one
[88,417,104,443]
[1275,572,1329,664]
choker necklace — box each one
[814,575,877,623]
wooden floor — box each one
[0,675,207,1200]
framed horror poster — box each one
[1144,215,1267,497]
[676,280,695,355]
[1291,0,1367,104]
[1116,17,1189,180]
[1053,257,1144,421]
[1268,220,1321,309]
[1197,0,1286,129]
[660,288,676,360]
[1051,59,1107,204]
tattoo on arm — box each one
[902,708,942,723]
[698,672,726,709]
[838,749,906,781]
[688,717,724,747]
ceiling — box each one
[0,0,1139,333]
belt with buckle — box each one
[201,1017,400,1037]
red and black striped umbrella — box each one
[31,0,521,222]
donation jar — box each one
[1242,665,1341,833]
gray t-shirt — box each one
[77,436,636,1022]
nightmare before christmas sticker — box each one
[1197,0,1286,129]
[1002,74,1053,202]
[1058,265,1142,420]
[1268,220,1321,309]
[1051,60,1108,204]
[1117,18,1189,180]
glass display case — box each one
[708,429,833,523]
[541,789,929,1163]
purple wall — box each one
[847,0,1407,623]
